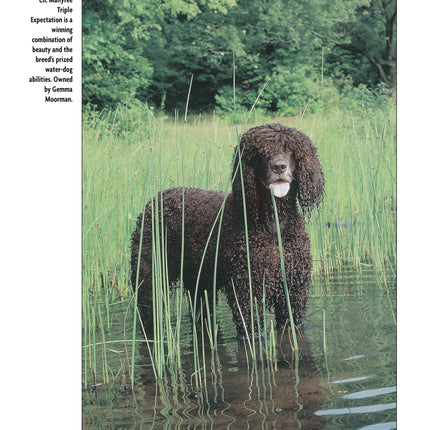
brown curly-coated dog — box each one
[131,123,324,337]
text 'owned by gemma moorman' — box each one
[29,0,75,103]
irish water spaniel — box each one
[131,123,324,337]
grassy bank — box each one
[82,101,396,386]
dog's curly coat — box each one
[131,123,324,336]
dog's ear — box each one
[289,130,325,216]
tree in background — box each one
[314,0,396,89]
[82,0,156,108]
[82,0,396,114]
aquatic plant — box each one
[82,99,396,388]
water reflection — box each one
[82,266,397,429]
[131,332,327,429]
[341,386,396,400]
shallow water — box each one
[83,265,396,429]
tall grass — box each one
[307,103,396,279]
[82,100,396,388]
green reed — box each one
[82,101,396,388]
[270,187,299,350]
[306,103,396,277]
[232,143,257,358]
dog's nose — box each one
[273,162,287,173]
[270,156,289,174]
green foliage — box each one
[340,82,392,114]
[82,0,396,114]
[216,64,342,117]
[82,0,156,108]
[321,0,396,87]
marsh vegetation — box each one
[83,98,395,342]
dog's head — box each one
[252,149,295,198]
[232,123,324,218]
